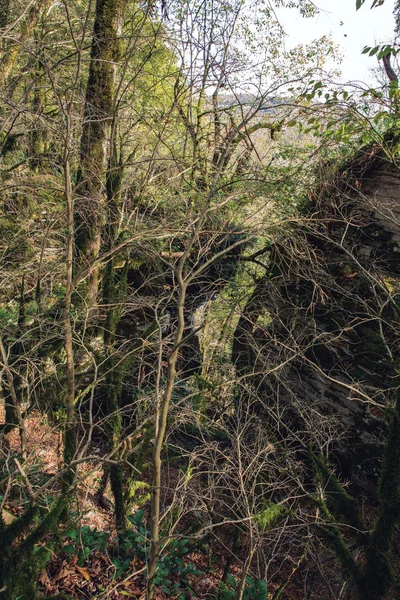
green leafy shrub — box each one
[155,538,202,598]
[63,526,109,566]
[122,508,150,561]
[121,510,201,597]
[219,574,268,600]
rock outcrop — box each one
[233,141,400,491]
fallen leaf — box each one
[76,565,91,581]
[121,585,142,595]
[38,569,53,592]
[53,567,75,583]
[2,509,16,525]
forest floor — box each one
[2,407,399,599]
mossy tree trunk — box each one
[0,0,10,30]
[102,258,128,533]
[0,495,72,599]
[62,97,77,491]
[0,277,27,453]
[30,31,48,172]
[146,276,188,600]
[357,393,400,600]
[0,0,50,81]
[101,133,128,532]
[0,337,27,460]
[311,390,400,600]
[75,0,127,305]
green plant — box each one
[63,526,109,566]
[120,510,201,596]
[125,479,151,507]
[219,574,268,600]
[111,556,131,579]
[254,502,287,532]
[154,538,202,598]
[121,508,150,561]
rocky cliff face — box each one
[233,145,400,491]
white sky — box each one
[277,0,396,84]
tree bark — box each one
[62,101,76,489]
[75,0,127,305]
[0,0,50,81]
[146,276,188,600]
[0,337,27,461]
[0,0,10,30]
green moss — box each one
[316,498,361,583]
[110,463,125,532]
[310,396,400,600]
[0,504,39,548]
[101,260,130,532]
[125,479,151,507]
[62,425,76,490]
[254,502,287,532]
[358,401,400,599]
[75,0,127,258]
[0,495,69,599]
[358,552,393,600]
[310,450,365,536]
[0,0,10,29]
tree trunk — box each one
[75,0,126,304]
[357,392,400,600]
[0,0,50,81]
[0,0,10,30]
[62,102,76,490]
[30,33,47,171]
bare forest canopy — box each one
[1,0,400,599]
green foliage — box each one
[3,0,400,598]
[120,510,201,596]
[362,44,398,59]
[64,525,110,566]
[356,0,385,9]
[111,555,132,579]
[0,301,19,326]
[123,509,150,562]
[219,574,268,600]
[154,539,202,598]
